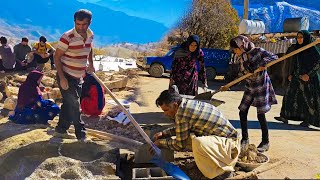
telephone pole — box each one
[244,0,249,19]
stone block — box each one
[134,143,174,164]
[132,167,174,180]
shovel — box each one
[91,72,190,180]
[195,38,320,100]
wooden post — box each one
[244,0,249,19]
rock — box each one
[0,92,2,101]
[14,75,27,82]
[5,86,19,96]
[104,75,128,90]
[4,96,18,111]
[41,76,55,87]
[0,81,6,93]
[50,88,62,99]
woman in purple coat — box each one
[169,35,207,95]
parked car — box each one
[136,47,231,80]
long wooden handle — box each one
[91,72,154,146]
[227,159,286,179]
[221,39,320,90]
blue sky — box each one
[79,0,192,27]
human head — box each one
[39,36,47,46]
[297,30,313,46]
[155,90,182,120]
[21,37,29,45]
[229,35,255,55]
[74,9,92,34]
[26,70,44,85]
[186,35,200,53]
[0,36,7,45]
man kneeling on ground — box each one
[153,90,240,179]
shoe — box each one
[274,117,288,124]
[78,137,92,143]
[299,121,310,127]
[240,139,249,151]
[257,141,270,152]
[53,132,76,139]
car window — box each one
[165,49,175,56]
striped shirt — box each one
[159,98,239,151]
[57,28,94,79]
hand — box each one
[153,132,163,141]
[256,66,266,72]
[299,74,309,82]
[59,76,69,90]
[44,53,50,58]
[288,75,292,82]
[87,64,95,73]
[20,61,27,66]
[169,78,174,87]
[219,86,229,91]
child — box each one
[81,73,105,117]
[228,35,278,152]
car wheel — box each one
[206,67,216,81]
[148,63,164,77]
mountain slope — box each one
[232,1,320,32]
[0,0,168,45]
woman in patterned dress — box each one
[169,35,207,95]
[228,35,278,152]
[275,30,320,127]
[9,70,60,124]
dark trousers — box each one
[55,73,85,139]
[34,50,54,65]
[239,106,269,143]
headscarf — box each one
[174,35,201,58]
[229,35,255,53]
[295,30,320,75]
[81,73,104,111]
[16,70,43,110]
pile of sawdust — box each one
[239,144,268,163]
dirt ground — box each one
[129,71,320,179]
[0,70,319,179]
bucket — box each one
[239,19,265,34]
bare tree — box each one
[168,0,239,49]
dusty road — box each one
[130,72,320,179]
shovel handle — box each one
[220,39,320,91]
[90,72,154,146]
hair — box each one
[230,39,239,49]
[39,36,47,43]
[74,9,92,21]
[0,36,7,45]
[22,37,28,42]
[155,90,182,107]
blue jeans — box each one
[55,73,85,139]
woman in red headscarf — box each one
[9,70,60,124]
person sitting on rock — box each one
[14,37,36,71]
[80,73,105,117]
[0,36,16,73]
[152,89,240,179]
[32,36,55,71]
[9,70,60,124]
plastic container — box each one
[239,19,265,34]
[283,17,309,32]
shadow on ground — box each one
[229,119,320,131]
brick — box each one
[134,143,174,164]
[132,167,174,180]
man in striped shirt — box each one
[153,90,240,179]
[53,9,95,141]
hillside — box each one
[0,0,168,45]
[232,1,320,32]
